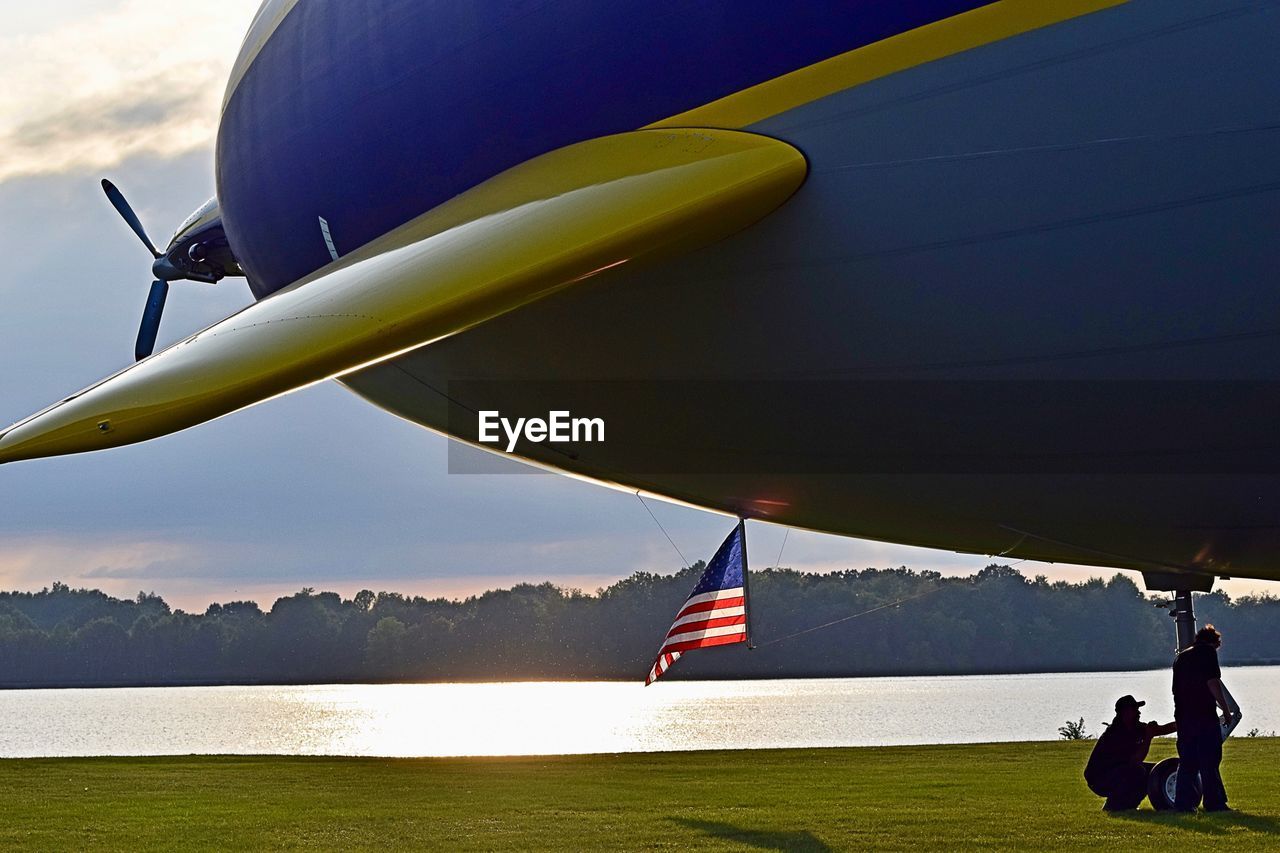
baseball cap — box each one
[1115,695,1146,712]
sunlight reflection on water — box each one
[2,666,1276,757]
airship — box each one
[2,0,1277,634]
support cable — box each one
[635,491,690,568]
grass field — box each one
[3,739,1278,850]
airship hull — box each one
[6,2,1274,584]
[222,0,1280,580]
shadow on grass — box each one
[672,818,831,852]
[1111,810,1280,836]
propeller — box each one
[101,180,187,361]
[101,179,160,259]
[135,281,170,363]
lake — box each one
[1,666,1275,758]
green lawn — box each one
[2,740,1278,851]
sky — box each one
[0,2,1269,613]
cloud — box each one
[9,79,201,150]
[0,535,197,586]
[82,557,210,581]
[0,0,261,183]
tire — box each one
[1148,757,1200,810]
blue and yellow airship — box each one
[3,0,1280,593]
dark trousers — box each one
[1094,762,1154,811]
[1175,721,1228,811]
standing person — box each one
[1084,695,1177,811]
[1172,624,1232,812]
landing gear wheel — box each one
[1148,757,1199,810]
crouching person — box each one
[1084,695,1177,811]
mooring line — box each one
[771,527,791,570]
[751,584,948,649]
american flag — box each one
[645,520,750,685]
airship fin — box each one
[0,129,806,464]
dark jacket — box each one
[1084,719,1155,791]
[1173,642,1221,725]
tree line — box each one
[0,565,1276,688]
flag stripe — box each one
[645,650,682,685]
[669,604,746,632]
[666,612,747,639]
[674,595,745,620]
[679,587,746,610]
[662,631,748,655]
[662,621,749,648]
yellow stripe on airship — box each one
[0,129,806,465]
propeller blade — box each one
[102,179,160,258]
[135,280,169,361]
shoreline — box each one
[7,736,1280,763]
[1,660,1277,692]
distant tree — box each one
[136,591,171,615]
[70,619,132,683]
[267,591,345,681]
[366,617,408,675]
[0,564,1276,687]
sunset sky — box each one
[0,1,1265,612]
